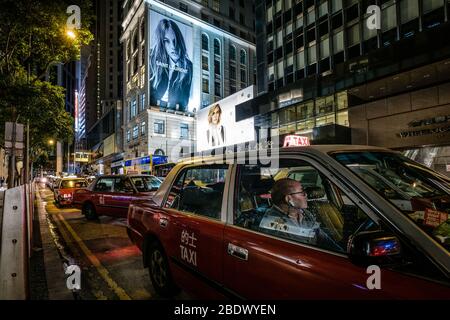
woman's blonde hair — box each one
[207,104,222,124]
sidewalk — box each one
[29,187,74,300]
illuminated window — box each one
[133,125,139,139]
[127,129,130,142]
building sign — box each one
[197,86,255,152]
[149,10,197,113]
[399,115,450,138]
[283,135,310,147]
[74,152,89,163]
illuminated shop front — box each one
[124,154,168,175]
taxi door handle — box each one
[227,243,248,261]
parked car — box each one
[53,177,89,207]
[73,174,162,220]
[127,145,450,299]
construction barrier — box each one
[0,182,35,299]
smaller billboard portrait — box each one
[197,86,255,152]
[149,10,194,112]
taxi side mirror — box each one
[347,230,402,267]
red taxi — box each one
[127,145,450,299]
[53,177,88,207]
[73,174,161,219]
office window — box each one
[276,60,283,79]
[307,8,316,25]
[331,0,342,13]
[180,123,189,139]
[202,55,209,71]
[284,0,292,10]
[214,39,221,56]
[318,2,328,17]
[268,64,275,81]
[229,7,235,19]
[347,24,360,46]
[423,0,442,13]
[154,120,165,134]
[267,5,273,22]
[296,50,305,69]
[276,30,283,48]
[320,37,330,59]
[141,121,146,136]
[400,0,418,23]
[382,4,397,32]
[133,125,139,139]
[127,129,130,142]
[307,45,316,64]
[332,30,344,53]
[202,34,209,51]
[202,77,209,93]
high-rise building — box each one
[237,0,450,176]
[120,0,256,172]
[83,0,125,174]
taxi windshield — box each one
[60,179,87,189]
[332,151,450,253]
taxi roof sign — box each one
[283,135,310,147]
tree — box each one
[0,0,93,168]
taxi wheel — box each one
[148,242,178,297]
[83,203,98,220]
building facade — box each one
[237,0,450,175]
[121,0,256,169]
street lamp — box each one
[66,29,77,40]
[48,139,54,145]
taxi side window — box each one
[234,160,379,253]
[114,177,134,193]
[164,165,228,220]
[94,178,114,192]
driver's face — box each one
[164,28,180,63]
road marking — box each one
[55,213,132,300]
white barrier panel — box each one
[0,185,27,299]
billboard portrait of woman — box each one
[149,17,193,112]
[206,104,226,147]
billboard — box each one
[149,10,196,112]
[197,86,255,152]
